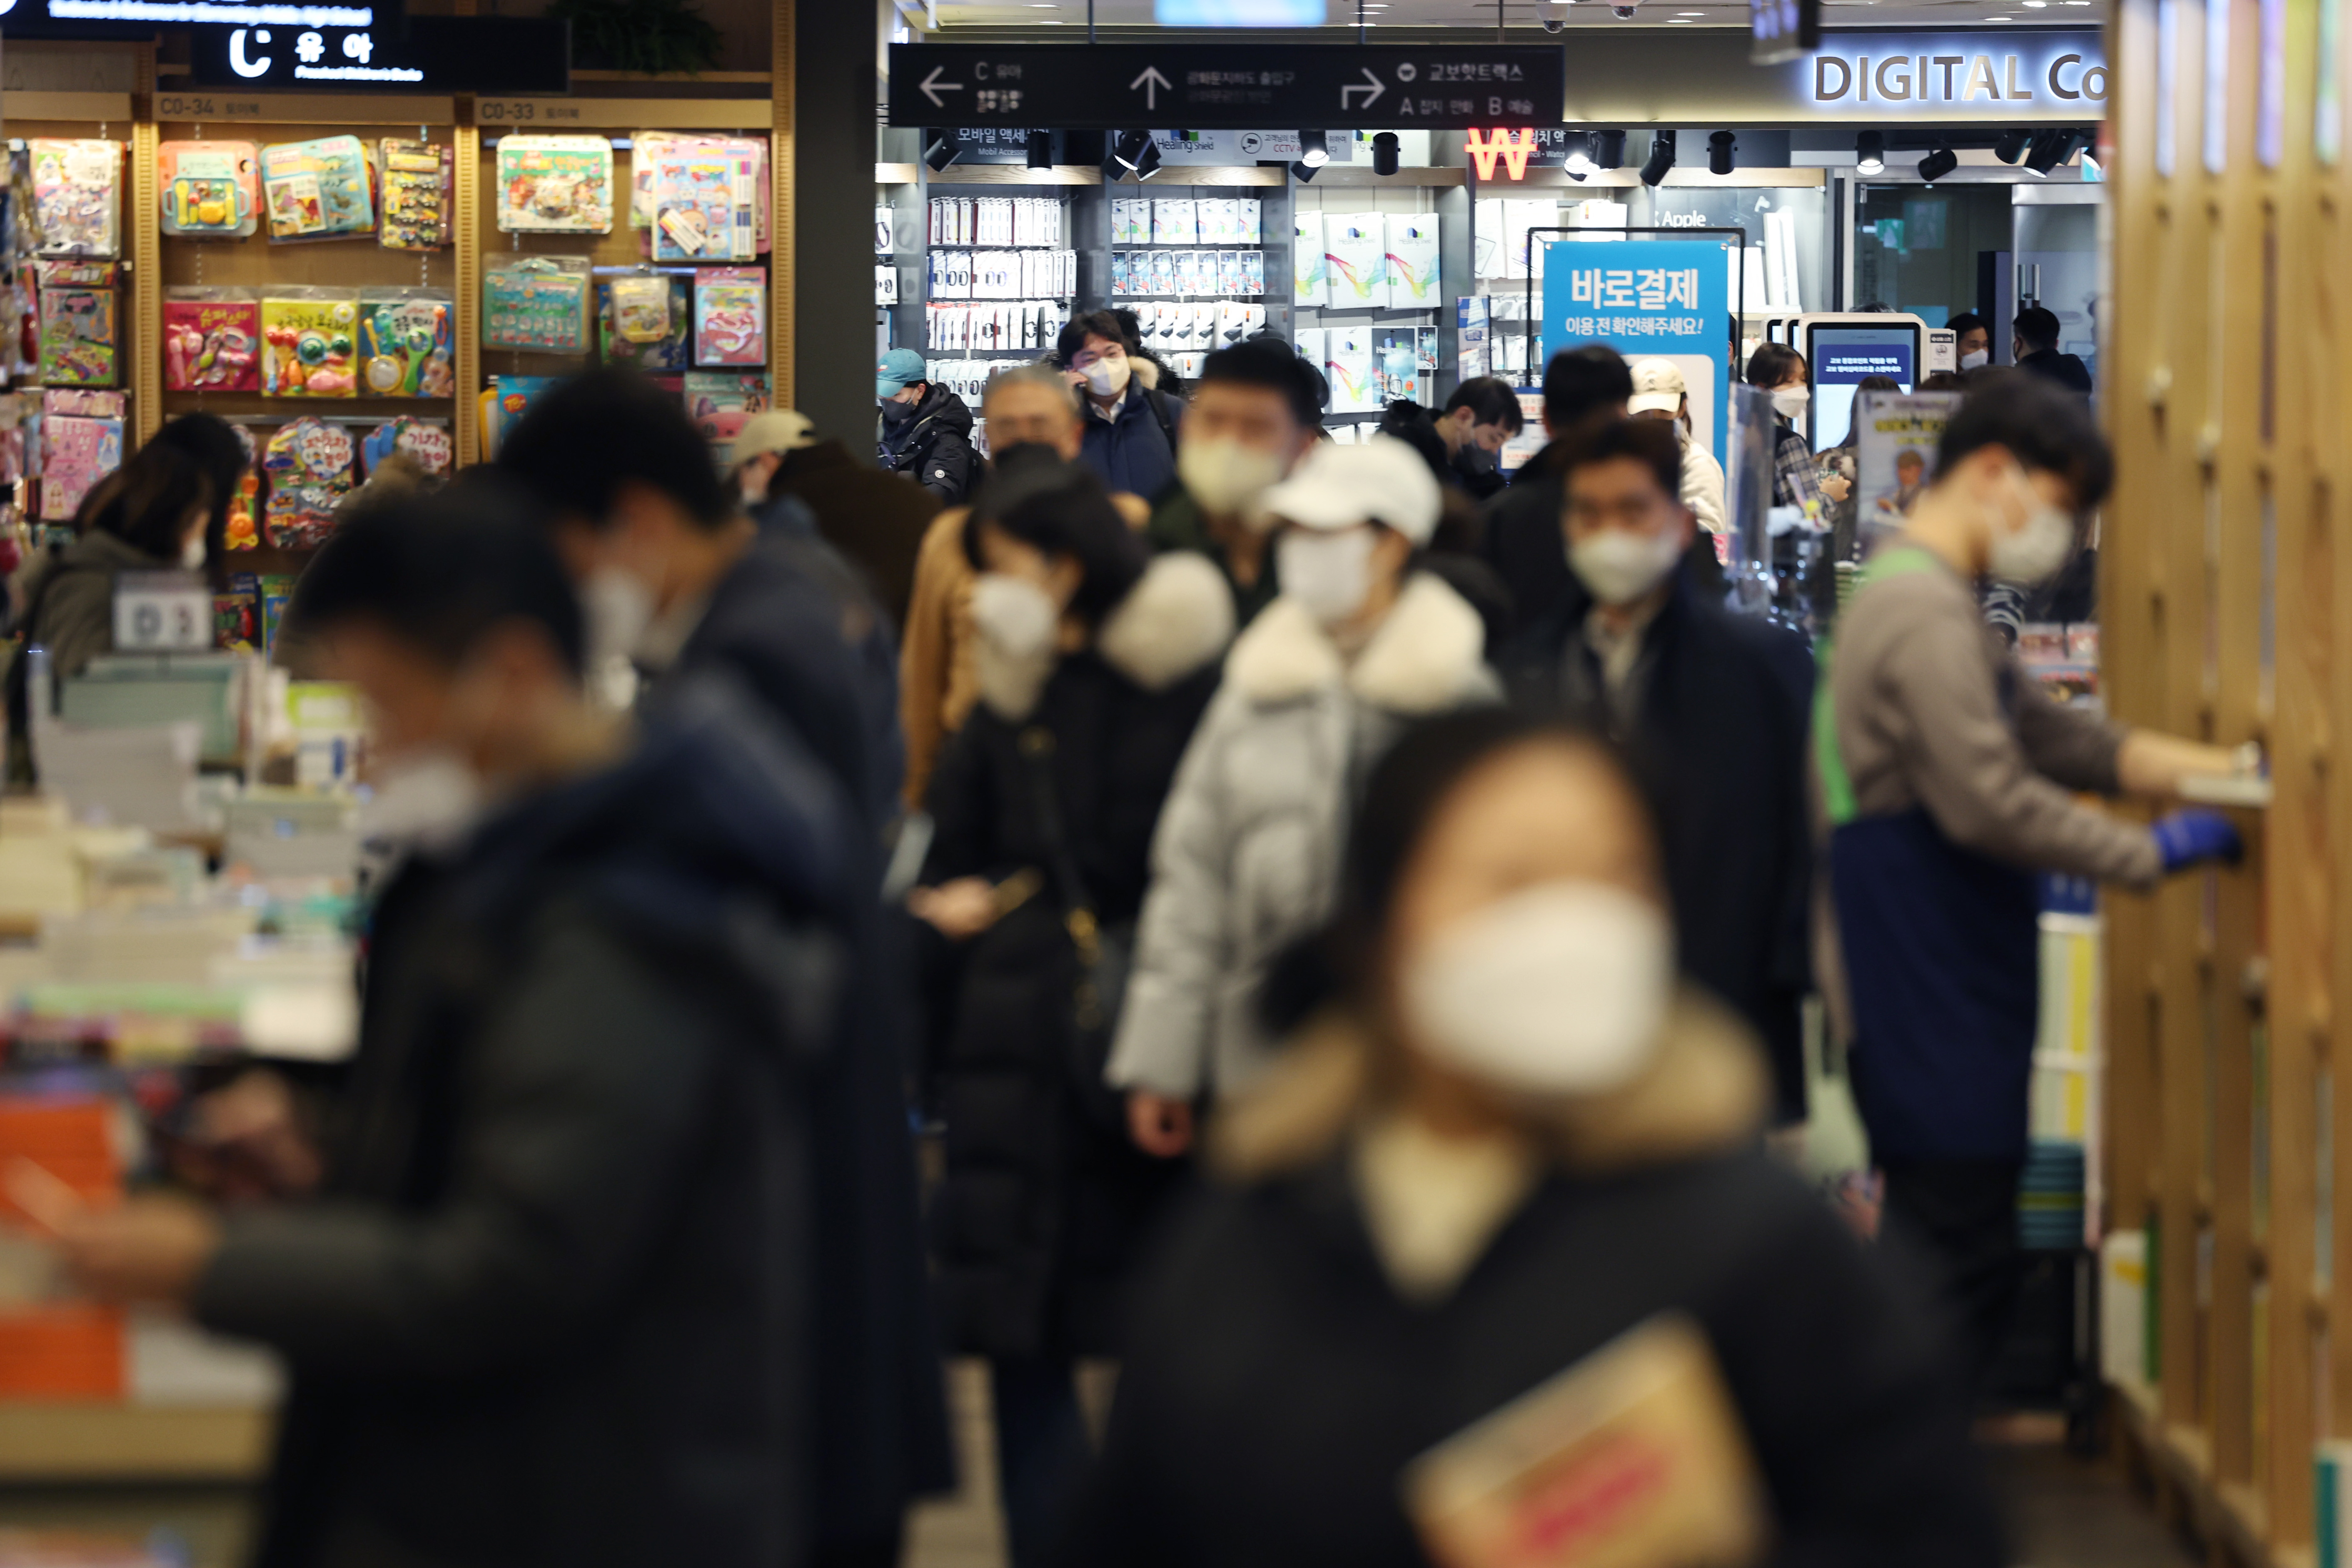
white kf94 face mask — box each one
[1569,527,1682,607]
[1276,527,1379,626]
[970,573,1061,660]
[1178,436,1286,518]
[1985,468,2077,586]
[1402,880,1675,1097]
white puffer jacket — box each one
[1106,571,1499,1101]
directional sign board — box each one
[886,43,1564,130]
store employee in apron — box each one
[1818,371,2254,1387]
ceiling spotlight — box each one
[1566,132,1594,175]
[1594,129,1627,169]
[1916,145,1959,182]
[1856,130,1884,174]
[1708,130,1736,176]
[1640,129,1676,187]
[1112,130,1152,171]
[1373,130,1400,177]
[923,129,962,173]
[1025,130,1053,170]
[1994,128,2031,164]
[2024,128,2078,175]
[1298,130,1330,168]
[1291,160,1320,183]
[1135,141,1164,179]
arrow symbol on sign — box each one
[1341,67,1385,110]
[1130,65,1172,108]
[920,66,964,107]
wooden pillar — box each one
[129,45,160,444]
[771,0,795,407]
[454,112,481,464]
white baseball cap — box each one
[1627,359,1688,417]
[1257,435,1442,547]
[733,410,817,461]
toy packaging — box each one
[262,417,357,548]
[261,289,361,397]
[38,389,126,523]
[363,415,453,476]
[30,140,123,258]
[484,374,569,457]
[259,575,296,658]
[692,268,765,367]
[260,137,376,241]
[596,269,691,371]
[647,141,756,262]
[378,140,454,251]
[358,289,455,396]
[162,288,260,393]
[496,136,614,234]
[34,260,120,387]
[157,141,259,239]
[222,424,261,551]
[215,583,259,653]
[634,132,768,253]
[683,372,769,464]
[484,255,592,354]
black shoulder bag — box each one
[1018,725,1132,1132]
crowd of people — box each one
[0,299,2253,1568]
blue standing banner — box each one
[1536,236,1738,464]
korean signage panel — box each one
[185,15,569,92]
[1,0,387,37]
[1541,239,1734,461]
[885,43,1564,130]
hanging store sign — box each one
[1559,29,2105,125]
[1,0,385,38]
[1540,237,1735,458]
[1467,128,1541,180]
[886,43,1565,130]
[185,14,568,92]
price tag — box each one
[112,573,213,654]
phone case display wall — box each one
[1294,204,1447,417]
[925,299,1072,355]
[1110,197,1267,299]
[910,191,1074,362]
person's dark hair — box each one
[1561,418,1683,505]
[1745,342,1807,389]
[2012,305,2063,353]
[960,455,1148,629]
[1442,376,1525,435]
[293,474,585,679]
[1056,309,1133,366]
[1260,708,1662,1033]
[1918,370,1966,392]
[1378,402,1452,484]
[1541,345,1634,430]
[495,367,734,533]
[77,441,210,561]
[147,413,247,540]
[1838,374,1903,449]
[1947,311,1988,342]
[1197,337,1320,429]
[1934,367,2113,511]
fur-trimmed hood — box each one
[1226,571,1494,717]
[975,551,1235,723]
[1210,989,1770,1186]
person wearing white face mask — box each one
[1821,372,2253,1391]
[1066,709,2005,1567]
[1948,310,1993,372]
[904,456,1232,1568]
[1744,341,1852,518]
[1111,435,1497,1162]
[1060,312,1182,504]
[1146,338,1324,626]
[1498,419,1818,1126]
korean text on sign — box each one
[1565,267,1702,312]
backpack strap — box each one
[1146,389,1180,457]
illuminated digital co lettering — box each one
[229,27,274,78]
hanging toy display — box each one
[377,139,453,252]
[262,417,357,549]
[33,259,121,386]
[483,254,592,355]
[157,141,259,239]
[358,289,455,397]
[261,289,360,397]
[363,415,453,477]
[259,136,376,242]
[28,140,123,259]
[224,424,262,552]
[692,267,766,368]
[37,388,126,523]
[596,268,689,371]
[162,288,261,392]
[495,135,614,235]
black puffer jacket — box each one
[878,384,979,505]
[195,679,853,1568]
[920,553,1233,1358]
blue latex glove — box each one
[2151,809,2244,873]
